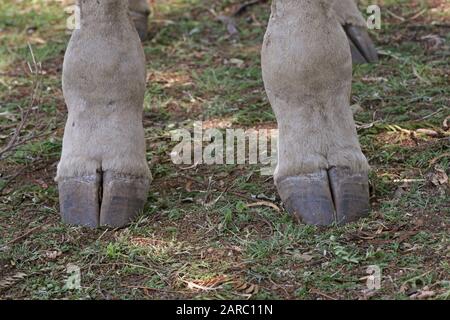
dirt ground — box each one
[0,0,449,300]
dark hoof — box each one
[328,167,370,225]
[130,12,149,41]
[277,171,335,226]
[100,171,150,228]
[344,25,379,64]
[58,171,150,229]
[58,174,101,228]
[277,168,370,226]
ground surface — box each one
[0,0,449,300]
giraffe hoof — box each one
[58,173,102,228]
[344,25,378,64]
[58,171,150,228]
[130,11,149,41]
[328,167,370,225]
[99,171,150,228]
[277,168,371,226]
[277,170,336,226]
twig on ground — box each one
[6,225,43,246]
[413,108,443,122]
[309,288,338,300]
[0,43,43,160]
[0,158,51,195]
[385,9,405,22]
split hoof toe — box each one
[130,12,149,41]
[100,171,150,228]
[58,171,150,229]
[277,171,335,226]
[344,25,379,64]
[58,174,101,228]
[328,167,370,225]
[277,168,370,226]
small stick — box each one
[309,288,338,300]
[6,225,42,245]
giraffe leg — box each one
[57,0,151,228]
[262,0,370,226]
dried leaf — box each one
[244,284,259,294]
[294,252,314,262]
[229,58,245,68]
[234,282,248,291]
[410,290,436,300]
[246,201,280,212]
[184,275,228,291]
[443,115,449,131]
[34,179,48,189]
[420,34,444,50]
[0,272,27,290]
[233,280,259,295]
[429,166,449,187]
[399,283,408,294]
[185,180,192,192]
[0,111,18,121]
[361,76,388,83]
[429,153,450,166]
[415,128,439,137]
[28,36,47,45]
[186,281,217,291]
[356,121,379,130]
[131,237,166,247]
[44,250,61,260]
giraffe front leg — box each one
[57,0,151,228]
[262,0,370,226]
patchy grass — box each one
[0,0,449,300]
